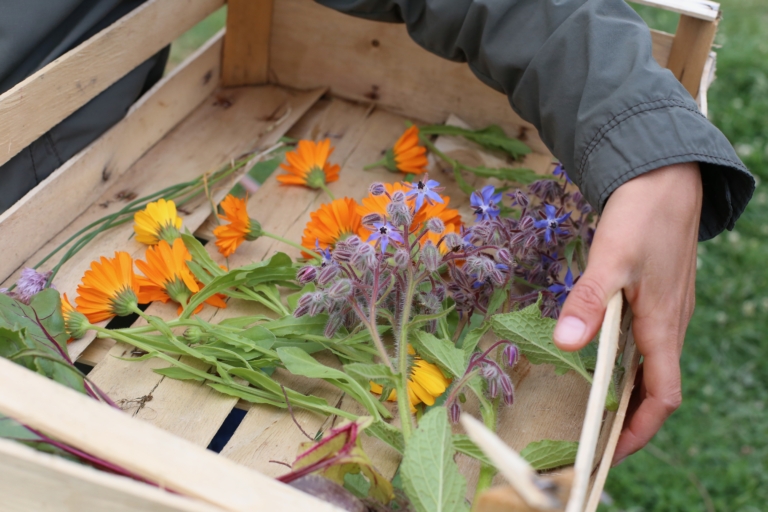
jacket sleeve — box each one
[315,0,753,240]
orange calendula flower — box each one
[213,194,263,257]
[136,239,226,314]
[370,346,451,412]
[133,199,183,245]
[357,182,462,252]
[366,126,428,175]
[75,252,142,323]
[278,139,341,189]
[301,197,368,253]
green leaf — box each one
[453,435,491,466]
[153,366,206,381]
[411,331,467,379]
[182,233,225,278]
[344,363,396,387]
[491,299,592,382]
[485,287,507,319]
[218,315,271,329]
[277,347,391,420]
[263,314,328,338]
[207,383,286,408]
[420,124,531,159]
[366,420,405,454]
[520,440,578,471]
[461,323,491,364]
[401,407,469,512]
[468,166,542,184]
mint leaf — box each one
[520,440,578,470]
[412,331,467,379]
[491,300,591,382]
[401,407,469,512]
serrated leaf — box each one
[461,323,491,364]
[491,300,591,382]
[420,124,531,159]
[401,407,469,512]
[411,331,467,379]
[520,440,578,470]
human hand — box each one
[552,162,703,465]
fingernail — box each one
[553,316,586,347]
[612,456,627,467]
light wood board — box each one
[222,0,274,86]
[629,0,719,22]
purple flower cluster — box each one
[1,268,54,305]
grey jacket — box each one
[0,0,753,241]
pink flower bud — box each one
[297,266,318,284]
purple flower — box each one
[503,343,520,367]
[14,268,53,304]
[470,185,502,221]
[548,268,575,306]
[315,240,333,266]
[533,204,571,243]
[553,163,572,184]
[367,221,404,253]
[406,177,444,211]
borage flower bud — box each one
[500,374,514,404]
[324,313,344,338]
[391,190,407,203]
[503,343,520,367]
[386,200,412,226]
[511,190,529,208]
[332,248,353,263]
[317,264,340,286]
[328,278,353,300]
[362,213,384,226]
[519,215,535,231]
[443,233,463,252]
[488,377,499,399]
[449,400,462,424]
[421,241,441,273]
[352,243,377,270]
[497,248,513,267]
[426,217,445,234]
[480,362,501,380]
[394,249,410,269]
[297,265,318,284]
[344,236,362,249]
[369,182,387,196]
[433,284,446,302]
[307,292,327,316]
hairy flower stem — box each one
[397,268,418,442]
[368,268,394,373]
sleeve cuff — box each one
[577,99,755,241]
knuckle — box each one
[660,389,683,413]
[569,278,606,312]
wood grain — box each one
[0,358,342,512]
[667,14,720,98]
[0,0,225,168]
[651,29,675,69]
[629,0,719,22]
[0,439,224,512]
[0,31,224,284]
[222,0,274,86]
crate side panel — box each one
[268,0,550,157]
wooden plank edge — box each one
[565,292,623,512]
[0,438,224,512]
[0,0,225,167]
[629,0,719,21]
[0,357,343,512]
[0,30,225,283]
[222,0,274,86]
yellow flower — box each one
[75,252,141,323]
[60,293,88,341]
[136,239,226,315]
[133,199,182,245]
[278,139,341,189]
[213,195,263,257]
[301,198,368,253]
[370,346,451,412]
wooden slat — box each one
[629,0,720,22]
[0,358,342,512]
[667,14,719,97]
[651,29,675,69]
[0,31,224,284]
[0,0,225,169]
[222,0,274,86]
[0,438,224,512]
[268,0,550,156]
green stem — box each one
[263,232,321,260]
[474,399,499,498]
[317,182,335,201]
[397,268,418,442]
[236,286,288,315]
[363,156,388,171]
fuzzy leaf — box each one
[461,323,491,364]
[401,407,469,512]
[420,124,531,159]
[344,363,396,388]
[520,440,578,470]
[366,421,405,454]
[453,435,491,466]
[485,287,507,319]
[412,331,467,379]
[491,300,591,382]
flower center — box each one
[305,167,327,189]
[158,223,181,244]
[379,226,389,235]
[110,287,138,317]
[165,278,193,306]
[417,181,425,190]
[548,220,558,229]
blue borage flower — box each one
[553,163,572,184]
[406,176,444,211]
[367,221,404,253]
[548,268,575,306]
[315,239,333,266]
[470,185,502,221]
[533,204,571,243]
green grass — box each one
[167,7,227,71]
[602,2,768,511]
[169,5,768,509]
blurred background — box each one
[167,2,767,510]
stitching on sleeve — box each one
[578,99,704,180]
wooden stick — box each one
[667,14,720,98]
[460,415,558,510]
[0,357,341,512]
[564,292,623,512]
[222,0,273,86]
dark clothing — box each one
[0,0,168,213]
[317,0,753,240]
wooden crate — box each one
[0,0,720,510]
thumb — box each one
[553,262,624,352]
